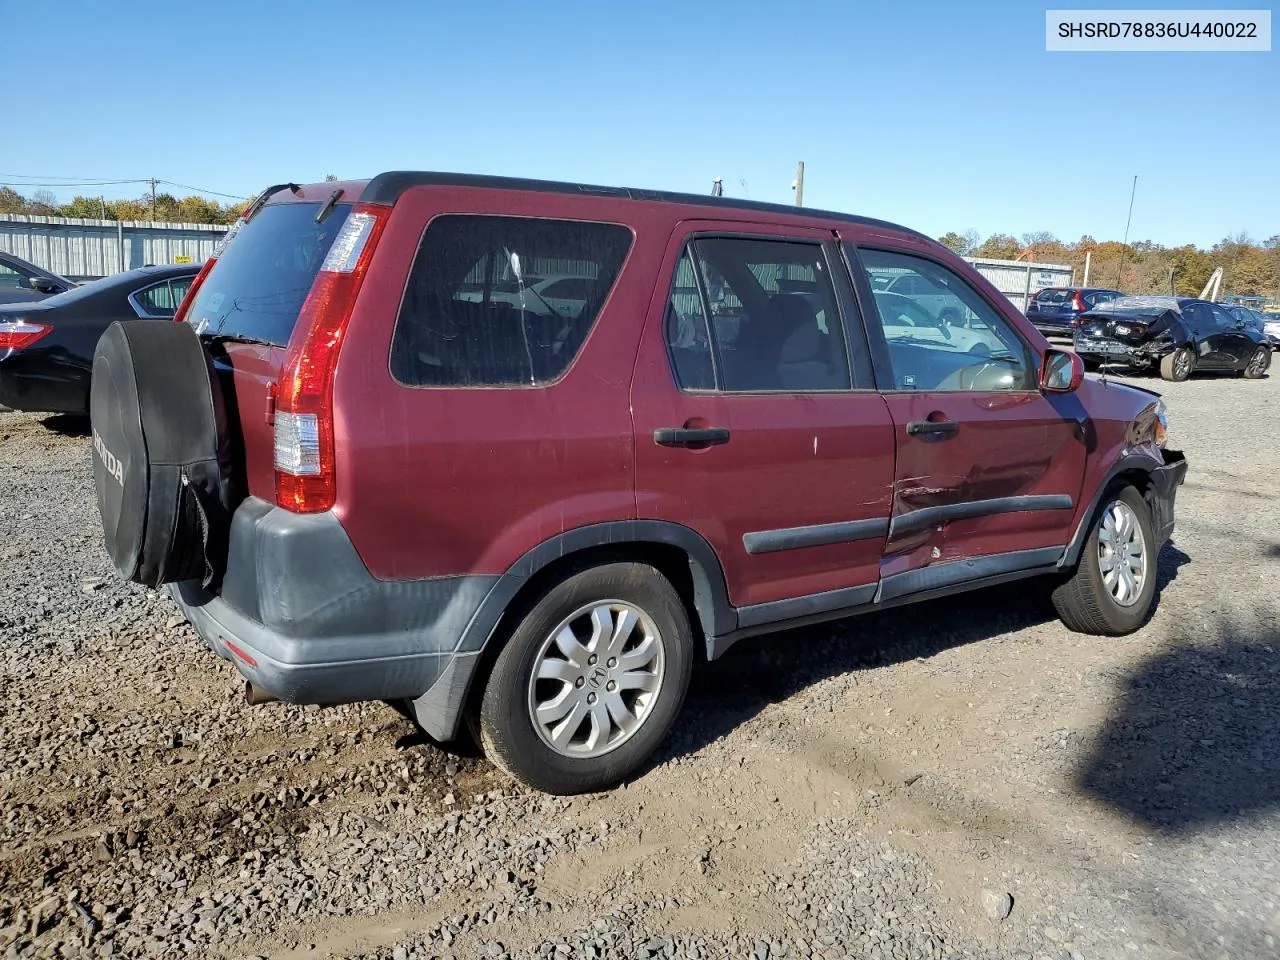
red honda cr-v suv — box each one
[89,173,1186,795]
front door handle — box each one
[654,426,731,448]
[906,419,959,439]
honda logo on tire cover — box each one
[93,429,125,486]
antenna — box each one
[739,178,750,199]
[1114,175,1137,288]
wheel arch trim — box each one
[1060,452,1175,569]
[410,521,733,740]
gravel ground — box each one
[1,368,1278,960]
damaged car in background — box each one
[1073,295,1272,382]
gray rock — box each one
[981,889,1013,922]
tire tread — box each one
[1051,485,1157,637]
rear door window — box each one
[390,216,633,387]
[662,237,852,393]
[131,278,194,318]
[183,202,352,345]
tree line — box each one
[0,176,350,227]
[940,230,1280,301]
[0,186,250,225]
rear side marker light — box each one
[0,321,53,350]
[224,641,259,668]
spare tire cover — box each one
[91,320,234,588]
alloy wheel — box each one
[1097,499,1147,607]
[526,601,665,758]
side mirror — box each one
[28,276,59,294]
[1040,348,1084,393]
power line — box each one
[0,172,145,182]
[157,180,249,200]
[1,178,147,187]
[0,173,249,200]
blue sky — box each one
[4,0,1275,247]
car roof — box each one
[262,172,937,246]
[128,263,202,278]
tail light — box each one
[173,256,216,324]
[0,320,53,350]
[1072,292,1086,313]
[273,203,390,513]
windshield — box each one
[183,202,351,346]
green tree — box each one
[937,231,972,255]
[0,187,29,213]
[1169,245,1215,297]
[973,233,1022,260]
[1228,248,1272,296]
[56,196,110,219]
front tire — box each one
[478,562,693,795]
[1241,345,1270,379]
[1052,485,1157,636]
[1159,346,1193,381]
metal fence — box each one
[965,257,1075,312]
[0,214,229,281]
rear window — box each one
[390,215,633,387]
[1036,289,1071,304]
[183,202,352,346]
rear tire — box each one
[478,562,693,795]
[1052,485,1157,636]
[1241,345,1270,379]
[1159,346,1193,382]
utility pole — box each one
[1083,249,1092,286]
[148,178,158,220]
[793,161,805,207]
[99,196,107,219]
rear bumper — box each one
[1149,449,1188,546]
[1072,336,1154,365]
[169,497,496,712]
[1030,319,1076,337]
[0,361,90,414]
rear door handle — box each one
[906,419,959,438]
[653,427,731,448]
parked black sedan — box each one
[0,251,77,305]
[0,264,200,414]
[1073,295,1271,381]
[1225,304,1280,348]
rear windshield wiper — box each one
[315,188,344,224]
[198,331,281,348]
